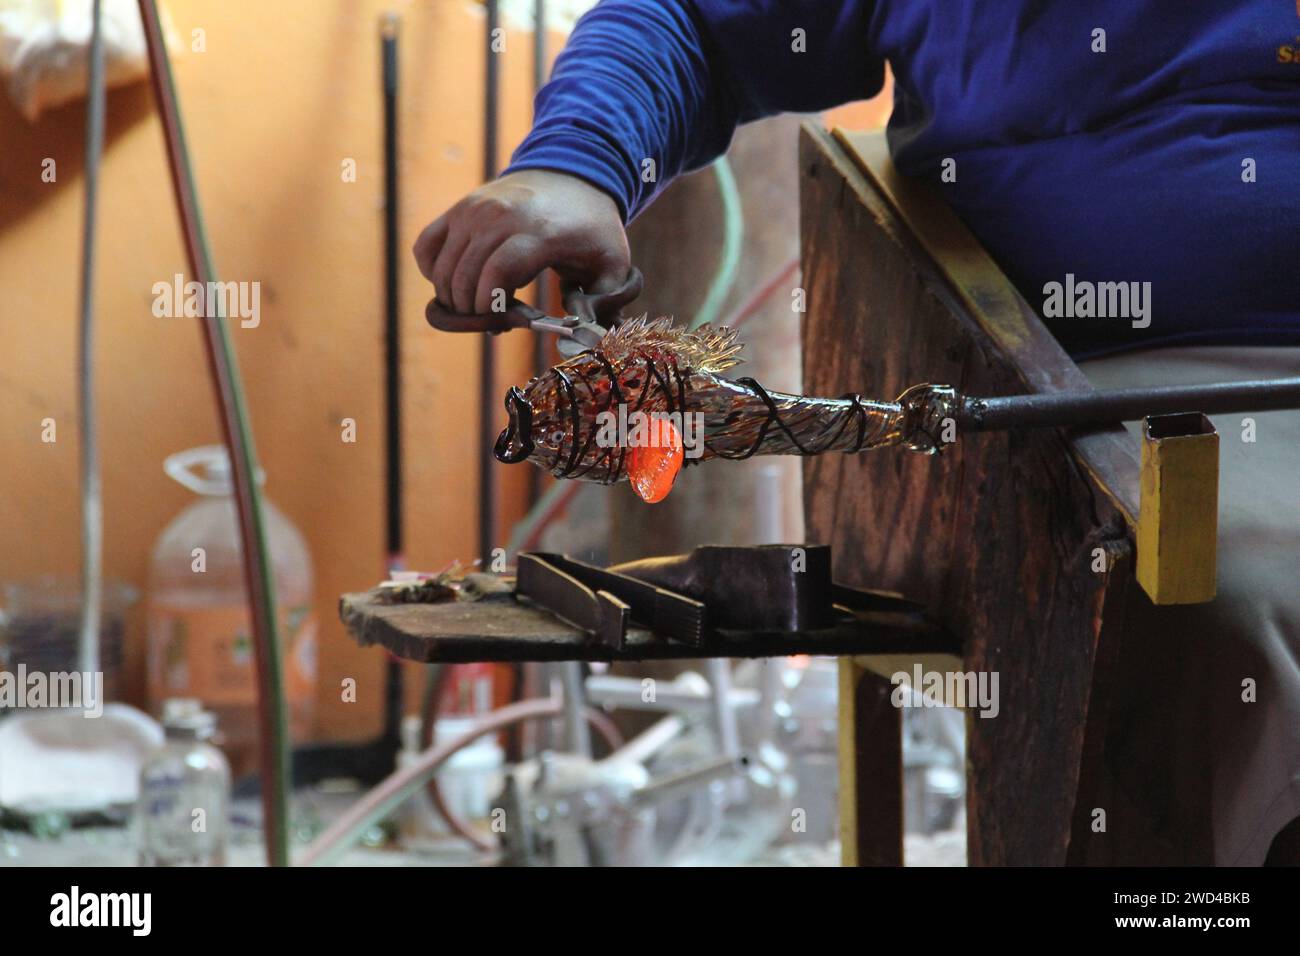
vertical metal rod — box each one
[705,659,740,758]
[382,15,402,568]
[532,0,546,96]
[381,12,405,750]
[479,0,501,564]
[755,659,782,751]
[527,0,549,506]
[485,0,500,183]
[77,0,107,684]
[560,661,592,757]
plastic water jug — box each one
[146,446,316,775]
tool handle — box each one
[560,266,644,327]
[424,267,644,336]
[424,296,544,335]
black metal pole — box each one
[479,0,500,563]
[383,15,402,567]
[956,377,1300,432]
[381,13,405,749]
[528,0,548,506]
[235,13,409,798]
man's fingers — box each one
[449,233,505,314]
[560,238,632,295]
[431,226,472,308]
[475,235,547,315]
[412,215,449,281]
[416,170,632,320]
[582,261,630,296]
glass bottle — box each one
[138,698,231,866]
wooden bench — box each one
[801,126,1145,866]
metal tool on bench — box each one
[515,545,926,652]
[516,552,704,650]
[611,544,840,632]
[424,267,644,357]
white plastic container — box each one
[396,714,504,844]
[432,714,505,822]
[146,446,316,775]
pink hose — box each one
[300,697,621,866]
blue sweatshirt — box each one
[505,0,1300,357]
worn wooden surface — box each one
[800,126,1138,866]
[340,587,956,663]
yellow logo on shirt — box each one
[1279,2,1300,61]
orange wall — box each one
[0,0,540,740]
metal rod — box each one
[528,0,549,506]
[705,659,741,759]
[532,0,546,94]
[77,0,107,684]
[382,14,402,566]
[585,673,760,713]
[248,12,411,795]
[479,0,501,564]
[956,377,1300,432]
[560,661,592,757]
[381,12,406,756]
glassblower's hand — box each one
[412,169,631,318]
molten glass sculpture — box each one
[494,317,956,502]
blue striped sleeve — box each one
[504,0,883,221]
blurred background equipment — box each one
[1,576,133,704]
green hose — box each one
[689,157,744,330]
[137,0,290,867]
[507,478,576,554]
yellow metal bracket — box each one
[1136,412,1219,605]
